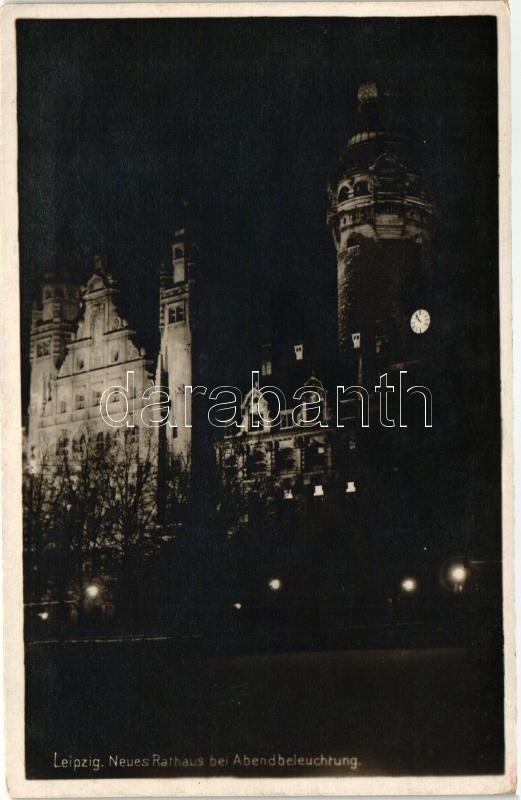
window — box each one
[283,488,294,500]
[77,357,84,370]
[168,305,185,324]
[354,181,369,197]
[276,446,295,473]
[59,400,67,414]
[75,394,85,410]
[307,442,326,469]
[110,391,119,404]
[294,344,304,361]
[246,448,266,476]
[174,247,184,260]
[261,344,272,377]
[112,351,119,362]
[37,341,50,358]
[352,332,361,350]
[376,335,389,355]
[338,185,350,203]
[93,391,102,406]
[346,481,357,494]
[375,321,389,355]
[313,484,324,497]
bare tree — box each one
[24,427,167,626]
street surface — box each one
[26,642,503,779]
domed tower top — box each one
[356,81,398,120]
[328,82,435,249]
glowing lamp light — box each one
[233,603,242,610]
[313,485,324,497]
[38,611,49,621]
[85,584,100,600]
[283,489,294,500]
[346,481,357,494]
[449,564,468,585]
[441,559,470,593]
[401,577,417,593]
[268,578,282,592]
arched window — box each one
[354,181,370,197]
[338,185,350,203]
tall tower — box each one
[27,268,80,466]
[157,220,198,459]
[327,82,435,384]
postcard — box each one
[0,2,514,795]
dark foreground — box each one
[26,642,504,779]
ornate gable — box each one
[57,256,149,378]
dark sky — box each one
[17,16,498,398]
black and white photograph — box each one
[0,2,514,795]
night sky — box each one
[17,16,498,402]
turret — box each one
[157,208,198,458]
[27,266,80,467]
[328,82,436,380]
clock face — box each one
[410,308,431,334]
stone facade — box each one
[27,82,435,510]
[213,81,436,529]
[28,256,158,469]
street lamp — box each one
[268,578,282,592]
[441,559,469,593]
[449,564,467,584]
[233,602,242,610]
[85,584,100,600]
[401,577,417,594]
[448,563,468,592]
